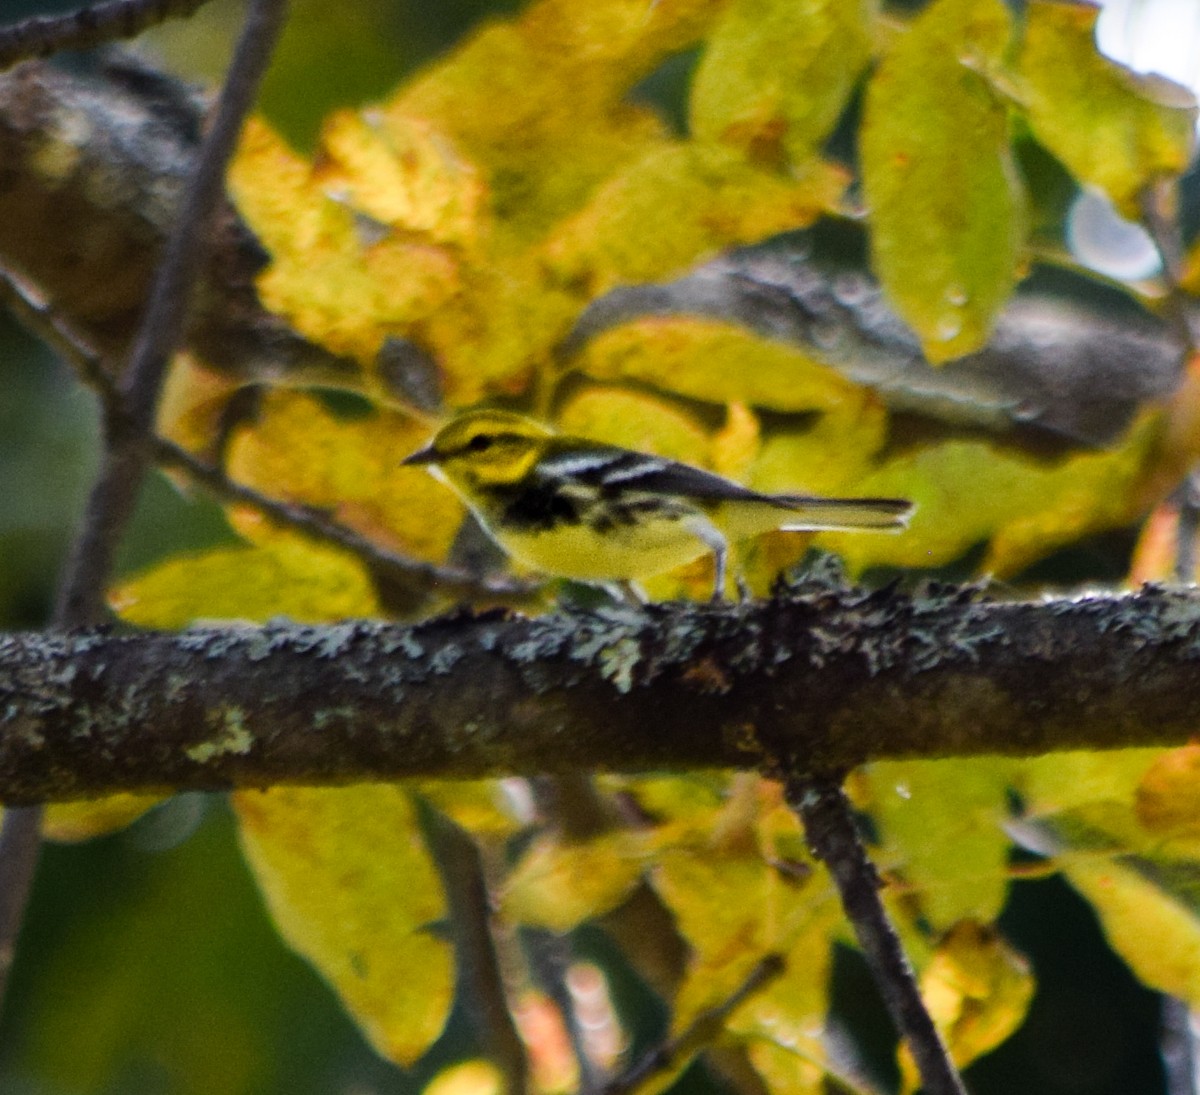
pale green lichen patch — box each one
[598,637,642,694]
[186,707,253,763]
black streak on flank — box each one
[495,482,583,532]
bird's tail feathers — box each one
[772,494,913,532]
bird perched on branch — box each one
[403,409,913,599]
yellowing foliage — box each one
[1018,0,1196,218]
[900,921,1033,1093]
[861,0,1023,363]
[234,785,454,1065]
[103,0,1200,1087]
[691,0,874,165]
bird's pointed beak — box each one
[401,443,438,467]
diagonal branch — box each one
[0,0,216,71]
[784,773,965,1095]
[0,267,529,605]
[54,0,289,629]
[153,437,534,602]
[602,953,785,1095]
[0,0,288,1015]
[4,582,1200,803]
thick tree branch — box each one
[4,582,1200,803]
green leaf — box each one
[15,811,354,1095]
[861,0,1024,362]
[1017,0,1196,218]
[691,0,875,165]
[234,785,453,1065]
[868,758,1017,930]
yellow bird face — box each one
[401,409,551,491]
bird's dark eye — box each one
[466,433,494,453]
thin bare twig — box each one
[783,773,966,1095]
[0,270,531,604]
[1142,178,1200,362]
[0,0,288,1015]
[0,0,215,71]
[154,438,532,600]
[602,953,785,1095]
[1163,387,1200,1095]
[54,0,288,627]
[1176,471,1200,584]
[0,808,42,998]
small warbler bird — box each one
[403,409,913,599]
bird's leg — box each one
[683,515,730,601]
[711,544,728,602]
[603,580,647,606]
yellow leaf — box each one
[654,835,834,1031]
[414,780,524,837]
[823,409,1162,576]
[749,398,888,496]
[155,353,245,459]
[234,785,453,1065]
[742,1037,827,1095]
[898,921,1033,1093]
[391,0,719,238]
[501,832,647,932]
[655,828,841,1093]
[1018,749,1167,820]
[868,759,1017,930]
[1018,0,1196,218]
[320,110,486,247]
[544,144,847,298]
[608,773,731,826]
[1064,856,1200,1005]
[861,0,1023,362]
[1136,746,1200,839]
[711,403,762,481]
[110,536,378,628]
[1130,500,1188,584]
[225,390,463,565]
[691,0,874,165]
[229,117,462,366]
[555,386,711,466]
[42,794,164,842]
[575,317,865,413]
[423,1061,504,1095]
